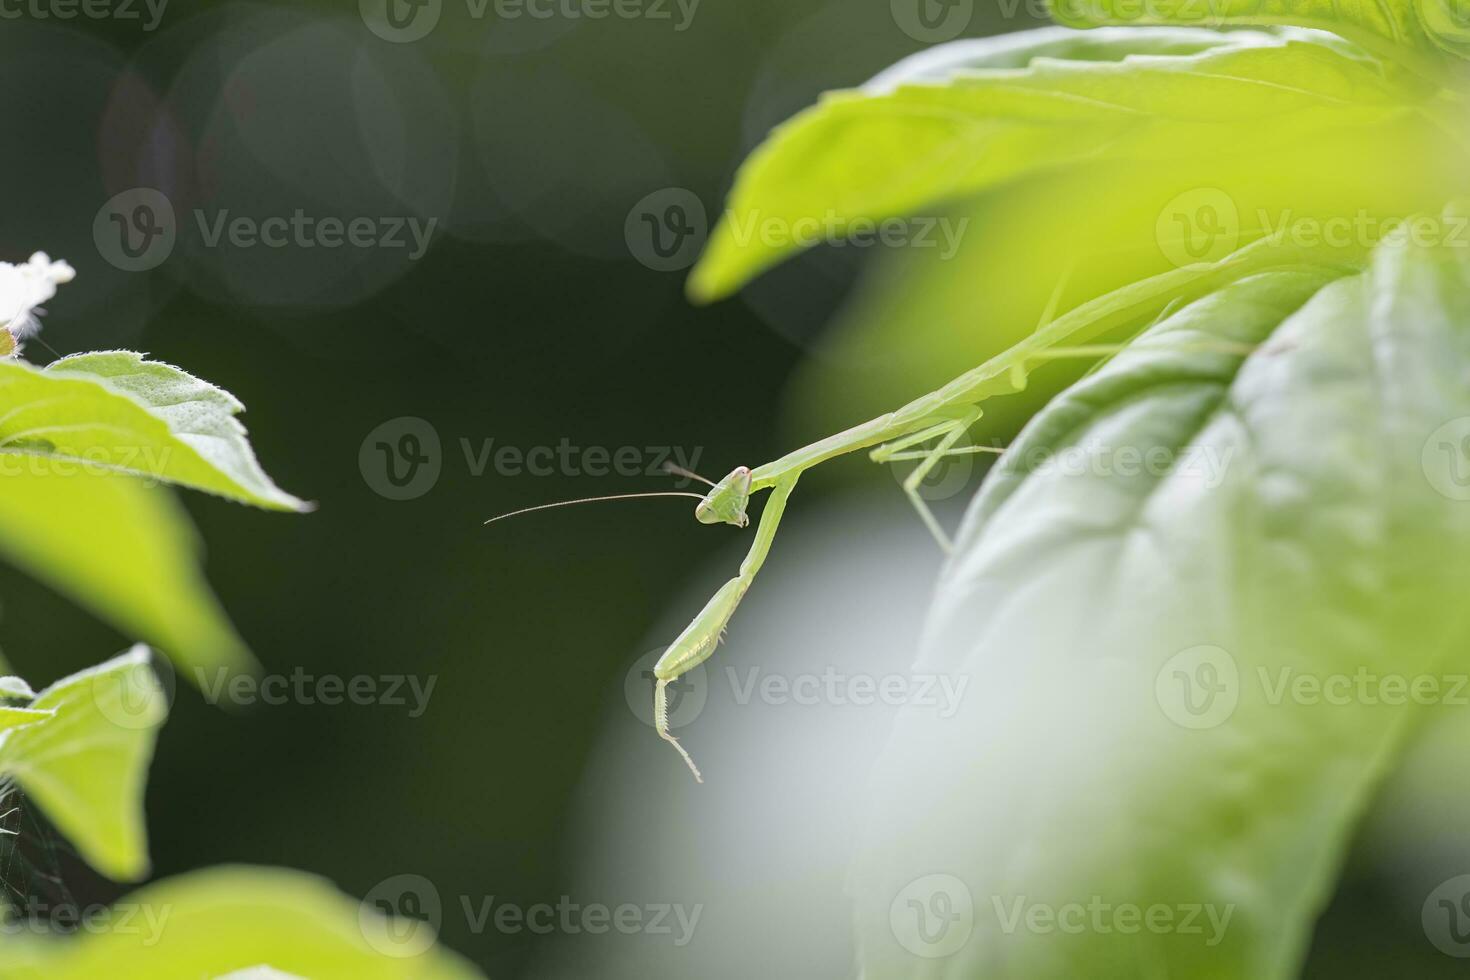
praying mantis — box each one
[489,237,1360,781]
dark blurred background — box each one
[0,2,1461,977]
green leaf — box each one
[1049,0,1470,65]
[0,648,166,881]
[688,30,1417,301]
[853,219,1470,977]
[0,469,255,677]
[0,865,484,979]
[0,351,309,512]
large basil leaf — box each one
[854,220,1470,977]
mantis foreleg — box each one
[653,472,801,780]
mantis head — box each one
[695,466,752,527]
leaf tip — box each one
[684,260,728,305]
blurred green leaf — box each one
[689,29,1418,302]
[0,865,483,979]
[0,469,255,677]
[0,648,165,881]
[853,220,1470,976]
[0,351,308,511]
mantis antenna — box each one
[484,491,708,525]
[662,461,719,487]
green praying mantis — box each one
[490,237,1361,781]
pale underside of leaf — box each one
[862,25,1265,90]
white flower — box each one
[0,251,75,339]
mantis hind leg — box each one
[871,407,983,553]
